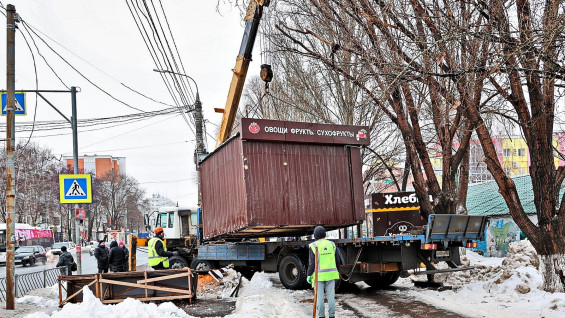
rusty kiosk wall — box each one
[200,119,369,240]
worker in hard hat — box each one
[148,227,178,270]
[307,226,342,318]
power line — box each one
[21,18,179,108]
[21,19,150,113]
[126,0,198,135]
[126,0,194,133]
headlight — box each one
[23,256,29,259]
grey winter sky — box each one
[0,1,258,206]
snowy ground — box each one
[1,240,564,317]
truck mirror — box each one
[143,214,148,226]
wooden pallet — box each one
[58,268,196,307]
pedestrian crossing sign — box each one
[1,92,26,116]
[59,174,92,203]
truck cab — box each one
[145,206,200,268]
[153,206,198,239]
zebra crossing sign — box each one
[59,174,92,203]
[1,92,26,116]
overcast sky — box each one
[0,1,262,207]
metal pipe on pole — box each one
[71,86,82,275]
[5,3,16,310]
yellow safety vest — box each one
[148,237,169,268]
[309,239,339,281]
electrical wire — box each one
[21,22,69,90]
[21,19,149,113]
[16,14,40,149]
[126,0,194,132]
[157,0,195,100]
[0,106,181,133]
[23,20,178,108]
[126,0,199,136]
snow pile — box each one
[226,272,310,318]
[3,268,311,318]
[439,240,540,292]
[16,295,58,308]
[27,287,195,318]
[407,240,565,318]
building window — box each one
[518,148,526,156]
[513,149,517,156]
[519,167,526,174]
[503,149,511,157]
[513,161,518,168]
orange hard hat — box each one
[154,227,164,234]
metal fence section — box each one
[0,267,65,302]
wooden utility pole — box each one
[5,3,17,310]
[312,247,319,318]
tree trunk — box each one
[456,147,470,215]
[539,254,565,293]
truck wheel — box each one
[279,254,307,290]
[364,271,400,288]
[168,256,189,269]
[190,259,215,271]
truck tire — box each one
[364,271,400,288]
[168,256,189,269]
[279,254,307,290]
[190,259,215,271]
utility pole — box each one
[194,93,206,243]
[194,92,205,206]
[71,86,82,274]
[5,3,17,310]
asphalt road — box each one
[0,247,148,278]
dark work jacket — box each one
[56,251,74,274]
[122,246,129,271]
[307,240,343,277]
[153,237,174,258]
[94,245,109,270]
[108,242,125,272]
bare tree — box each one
[237,10,408,192]
[457,0,565,292]
[269,1,489,217]
[98,170,145,231]
[0,142,62,224]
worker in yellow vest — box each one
[307,226,342,318]
[148,227,178,270]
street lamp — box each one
[153,69,206,207]
[152,68,199,103]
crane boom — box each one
[216,0,270,145]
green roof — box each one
[466,175,564,216]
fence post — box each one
[14,274,17,298]
[44,268,47,288]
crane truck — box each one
[145,117,487,290]
[145,196,487,290]
[141,1,487,291]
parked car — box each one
[50,242,75,255]
[15,245,47,266]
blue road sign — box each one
[59,174,92,203]
[1,92,26,116]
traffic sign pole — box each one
[70,86,82,275]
